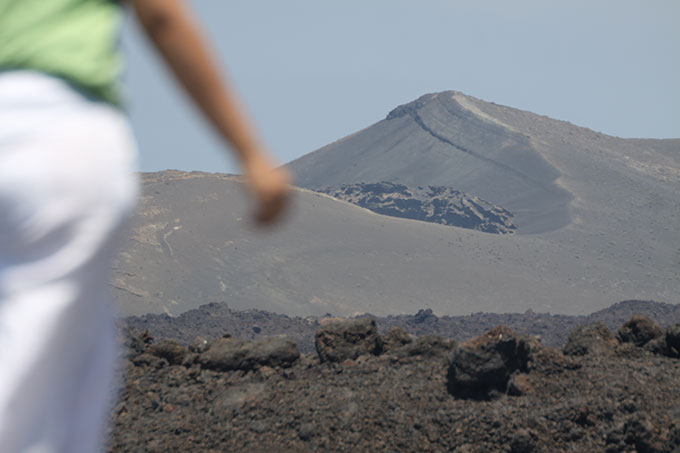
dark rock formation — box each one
[199,336,299,371]
[110,317,680,453]
[609,316,680,360]
[380,327,413,353]
[666,324,680,358]
[616,314,665,347]
[318,182,516,234]
[314,318,383,363]
[447,326,535,399]
[122,299,680,355]
[563,322,618,356]
[148,340,188,366]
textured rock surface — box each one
[314,318,382,363]
[616,314,665,347]
[148,340,188,366]
[122,299,680,355]
[447,326,535,399]
[380,326,413,353]
[563,322,619,356]
[198,337,299,371]
[109,319,680,453]
[667,324,680,358]
[318,182,516,234]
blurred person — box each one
[0,0,291,451]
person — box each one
[0,0,291,451]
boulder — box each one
[199,337,299,371]
[510,428,537,453]
[124,330,154,356]
[314,318,382,363]
[616,315,664,347]
[666,324,680,358]
[643,336,668,355]
[447,326,535,399]
[381,327,413,353]
[563,322,618,356]
[149,339,189,366]
[190,336,210,354]
[527,345,579,375]
[507,373,535,396]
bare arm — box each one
[130,0,290,224]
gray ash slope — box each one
[113,170,678,318]
[122,299,680,354]
[112,91,679,318]
[110,309,680,452]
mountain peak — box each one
[386,92,441,120]
[290,90,573,234]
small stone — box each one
[149,339,188,366]
[507,373,534,396]
[249,420,267,434]
[258,366,276,379]
[298,422,315,441]
[190,336,210,353]
[510,429,535,453]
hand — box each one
[243,155,291,226]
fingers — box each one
[249,166,291,226]
[254,189,290,226]
[243,155,292,226]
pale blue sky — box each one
[121,1,680,174]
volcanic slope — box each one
[288,91,680,237]
[113,168,677,318]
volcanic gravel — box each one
[109,305,680,452]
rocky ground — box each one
[122,299,680,354]
[110,302,680,452]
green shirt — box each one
[0,0,124,105]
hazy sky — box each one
[121,1,680,174]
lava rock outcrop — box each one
[447,326,536,399]
[198,336,300,371]
[122,299,680,356]
[616,314,665,348]
[562,322,619,356]
[111,315,680,452]
[318,182,516,234]
[314,318,383,363]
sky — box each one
[121,0,680,174]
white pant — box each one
[0,72,138,453]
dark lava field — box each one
[109,300,680,452]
